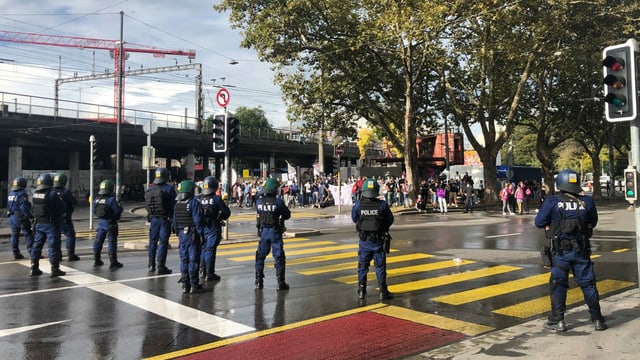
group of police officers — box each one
[6,167,607,331]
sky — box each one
[0,0,289,128]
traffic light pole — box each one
[630,118,640,289]
[89,135,95,230]
[223,109,230,241]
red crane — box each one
[0,30,196,117]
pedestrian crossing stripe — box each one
[217,241,339,256]
[332,259,479,285]
[387,265,522,293]
[298,253,434,275]
[227,244,359,262]
[373,306,494,336]
[492,279,636,318]
[432,273,550,305]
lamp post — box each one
[89,135,95,230]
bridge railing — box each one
[1,91,198,130]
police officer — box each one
[30,173,66,277]
[145,168,177,274]
[173,180,208,294]
[7,176,34,260]
[535,169,606,332]
[352,177,394,300]
[93,179,124,269]
[198,176,230,282]
[53,173,80,261]
[255,178,291,290]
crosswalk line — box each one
[432,273,550,305]
[298,253,434,275]
[387,265,521,293]
[333,259,478,285]
[492,278,636,318]
[228,244,359,262]
[373,305,494,336]
[217,241,337,256]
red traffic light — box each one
[603,56,624,71]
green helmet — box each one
[178,180,196,194]
[263,178,279,194]
[361,177,380,198]
[98,179,115,195]
[53,173,68,188]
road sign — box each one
[335,145,344,156]
[216,88,230,107]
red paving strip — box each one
[177,312,466,360]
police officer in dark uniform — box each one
[352,177,394,300]
[93,179,124,269]
[7,176,33,260]
[255,178,291,290]
[30,173,66,277]
[145,167,177,274]
[535,169,606,332]
[198,176,230,282]
[53,173,80,261]
[173,180,207,294]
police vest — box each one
[94,195,112,219]
[145,185,169,216]
[357,199,382,232]
[32,191,49,218]
[7,192,23,212]
[199,195,219,220]
[257,196,276,226]
[551,194,585,238]
[174,200,192,228]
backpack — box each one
[145,185,169,216]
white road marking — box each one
[0,320,70,338]
[13,261,255,337]
[485,232,522,238]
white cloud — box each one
[0,0,287,126]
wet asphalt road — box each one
[0,200,637,359]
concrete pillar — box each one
[8,146,22,185]
[186,153,195,180]
[269,154,276,178]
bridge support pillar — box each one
[185,153,195,180]
[269,154,276,178]
[69,151,79,192]
[8,146,22,186]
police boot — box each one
[109,253,123,269]
[205,257,221,282]
[378,282,394,301]
[255,271,264,290]
[50,264,66,277]
[357,282,367,299]
[156,253,172,275]
[148,257,156,272]
[190,284,210,294]
[30,260,43,276]
[68,249,80,262]
[276,266,289,291]
[93,254,104,267]
[14,252,25,260]
[179,274,191,294]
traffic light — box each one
[227,117,239,149]
[212,114,226,152]
[603,39,638,122]
[333,156,339,173]
[624,167,637,202]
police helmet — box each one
[361,177,380,198]
[153,167,170,185]
[263,178,279,194]
[53,173,68,188]
[178,180,196,194]
[10,176,27,191]
[201,176,219,195]
[98,179,115,195]
[35,173,53,191]
[556,169,582,194]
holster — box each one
[383,232,391,254]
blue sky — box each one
[0,0,288,127]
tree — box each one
[233,106,273,131]
[215,0,452,200]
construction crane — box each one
[0,30,196,118]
